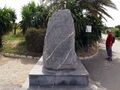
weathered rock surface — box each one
[43,9,78,70]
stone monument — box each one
[43,9,77,71]
[29,9,89,87]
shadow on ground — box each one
[0,55,38,65]
[20,58,38,65]
[82,48,120,90]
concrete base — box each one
[28,56,89,88]
[22,79,106,90]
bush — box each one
[112,28,120,37]
[117,37,120,40]
[74,15,103,50]
[25,28,45,53]
[20,2,49,35]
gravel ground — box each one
[0,55,38,90]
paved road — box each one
[82,34,120,90]
[26,34,117,90]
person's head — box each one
[107,29,112,34]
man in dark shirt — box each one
[106,30,113,61]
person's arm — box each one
[109,34,113,47]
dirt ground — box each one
[0,44,98,90]
[0,55,38,89]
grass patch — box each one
[76,43,98,57]
[1,30,97,57]
[2,31,41,57]
[2,31,25,53]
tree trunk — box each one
[13,28,16,35]
[22,28,26,35]
[0,36,3,48]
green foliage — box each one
[117,37,120,40]
[115,25,120,30]
[25,28,45,53]
[74,15,103,49]
[112,28,120,37]
[0,7,16,35]
[101,26,108,33]
[2,30,41,56]
[65,0,103,49]
[20,0,116,51]
[20,2,48,35]
[113,25,120,38]
[46,0,104,49]
[2,31,25,54]
[20,2,36,35]
[6,34,17,40]
[0,7,16,47]
[48,0,117,20]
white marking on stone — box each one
[56,48,72,70]
[44,32,74,62]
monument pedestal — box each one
[29,57,89,87]
[27,9,90,88]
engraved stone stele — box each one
[28,9,89,88]
[43,9,78,71]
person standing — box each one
[106,29,113,61]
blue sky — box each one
[0,0,119,27]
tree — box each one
[44,0,117,49]
[115,25,120,30]
[47,0,117,19]
[20,2,48,35]
[20,0,117,50]
[0,7,16,47]
[20,2,36,35]
[13,23,18,35]
[76,0,117,20]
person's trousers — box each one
[106,47,112,58]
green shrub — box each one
[74,15,103,50]
[25,28,45,53]
[117,37,120,40]
[112,28,120,37]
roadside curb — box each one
[2,46,99,61]
[2,53,40,60]
[79,47,99,60]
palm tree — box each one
[20,2,48,35]
[20,2,36,35]
[76,0,117,20]
[13,23,18,35]
[43,0,117,49]
[45,0,117,20]
[0,7,16,47]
